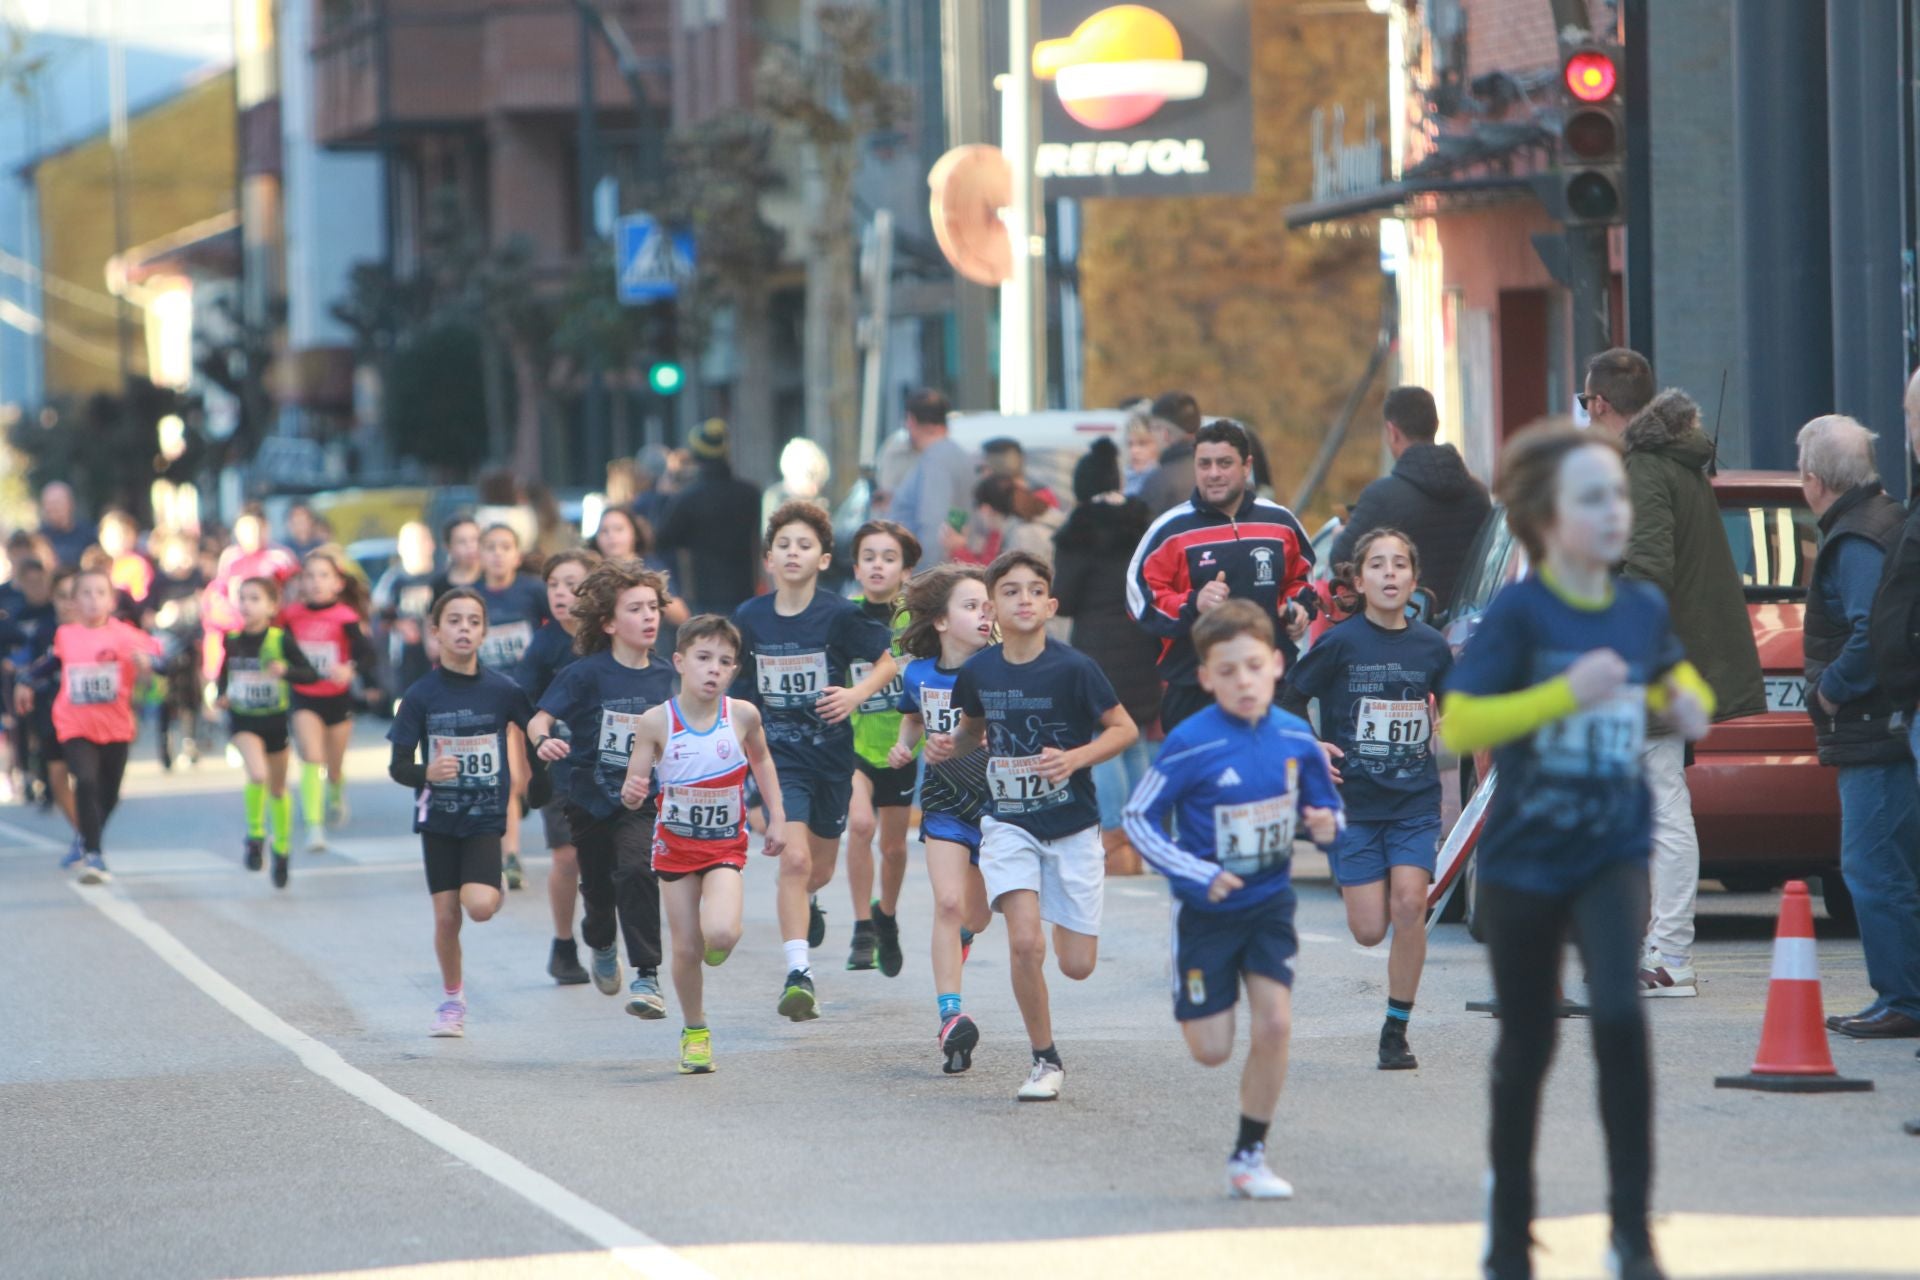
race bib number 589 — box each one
[431,734,499,779]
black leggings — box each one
[63,739,130,854]
[1480,857,1652,1255]
[568,804,662,971]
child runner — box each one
[844,519,922,975]
[615,615,788,1073]
[513,548,600,985]
[1279,528,1451,1070]
[890,565,997,1073]
[21,566,78,858]
[475,523,551,891]
[931,550,1138,1099]
[730,501,896,1020]
[217,576,321,887]
[1124,600,1342,1199]
[1441,424,1710,1280]
[529,560,677,1020]
[388,588,545,1038]
[15,567,158,883]
[285,548,377,852]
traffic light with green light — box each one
[648,361,685,396]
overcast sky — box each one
[7,0,234,64]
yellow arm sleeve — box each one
[1439,678,1580,754]
[1646,661,1717,718]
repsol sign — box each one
[1034,139,1212,180]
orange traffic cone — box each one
[1716,880,1873,1093]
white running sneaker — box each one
[429,1000,466,1038]
[1016,1059,1063,1101]
[305,827,328,855]
[1638,960,1697,998]
[1226,1144,1294,1200]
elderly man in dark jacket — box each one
[1590,362,1767,995]
[1796,413,1920,1038]
[1329,386,1490,615]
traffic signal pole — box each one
[1567,225,1611,376]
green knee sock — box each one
[243,782,267,839]
[301,763,325,827]
[326,777,344,808]
[271,791,293,853]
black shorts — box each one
[657,862,743,884]
[230,714,289,755]
[292,692,355,726]
[854,756,917,809]
[779,768,853,840]
[422,832,504,894]
[540,796,573,850]
[1172,890,1299,1022]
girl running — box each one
[388,588,543,1038]
[1441,424,1712,1280]
[475,523,549,889]
[286,548,377,852]
[513,548,600,985]
[25,568,80,864]
[528,560,678,1020]
[589,509,692,625]
[888,565,996,1073]
[217,576,322,887]
[616,615,787,1074]
[15,567,158,883]
[1280,527,1451,1071]
[845,520,922,975]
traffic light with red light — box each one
[1545,41,1625,227]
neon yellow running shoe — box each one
[679,1025,714,1075]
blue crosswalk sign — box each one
[615,214,695,305]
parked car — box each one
[1440,470,1847,935]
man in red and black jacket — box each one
[1125,419,1315,731]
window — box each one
[1721,503,1820,601]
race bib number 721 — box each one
[987,754,1067,814]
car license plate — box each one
[1765,677,1807,713]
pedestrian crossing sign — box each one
[615,213,695,305]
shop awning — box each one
[1283,173,1535,230]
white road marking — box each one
[68,881,711,1280]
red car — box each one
[1436,470,1848,933]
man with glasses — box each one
[1126,419,1315,731]
[1585,348,1765,998]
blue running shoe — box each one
[78,853,111,885]
[60,837,83,870]
[590,945,623,996]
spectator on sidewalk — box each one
[1053,438,1160,870]
[1873,370,1920,791]
[969,473,1063,566]
[1138,392,1202,518]
[655,418,763,616]
[1796,413,1920,1039]
[1127,418,1314,731]
[38,482,94,569]
[1328,386,1491,618]
[890,388,974,567]
[1584,350,1767,996]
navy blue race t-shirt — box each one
[537,647,677,818]
[476,575,551,671]
[952,639,1121,841]
[1444,574,1685,895]
[1284,614,1453,822]
[389,666,534,837]
[730,589,892,775]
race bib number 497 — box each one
[987,754,1068,814]
[757,651,829,707]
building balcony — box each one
[311,0,669,148]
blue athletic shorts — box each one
[1173,890,1298,1021]
[1329,813,1442,887]
[779,768,853,840]
[921,810,982,864]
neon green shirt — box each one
[849,594,912,768]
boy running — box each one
[730,501,896,1020]
[930,550,1138,1100]
[844,519,922,975]
[616,615,788,1074]
[1124,600,1341,1199]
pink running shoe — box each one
[429,1000,466,1038]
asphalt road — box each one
[3,724,1916,1280]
